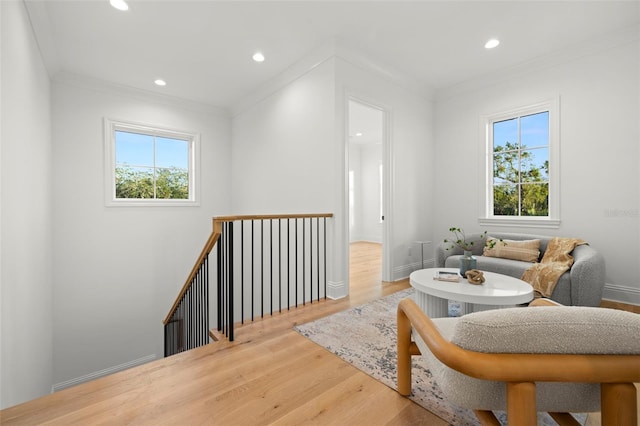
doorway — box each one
[347,99,388,287]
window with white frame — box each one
[481,98,559,227]
[104,119,199,206]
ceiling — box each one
[26,1,640,111]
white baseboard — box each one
[602,283,640,306]
[51,354,157,393]
[393,258,436,281]
[327,280,347,299]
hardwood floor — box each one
[3,242,637,425]
[1,242,447,425]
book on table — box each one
[434,271,460,282]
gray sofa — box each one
[435,232,606,306]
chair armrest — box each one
[397,298,640,383]
[569,245,606,306]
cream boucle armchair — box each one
[397,298,640,425]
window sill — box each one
[106,199,200,207]
[479,217,560,229]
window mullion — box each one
[153,135,158,199]
[517,116,522,217]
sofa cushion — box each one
[483,237,540,262]
[452,306,640,354]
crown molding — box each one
[23,0,61,79]
[229,39,434,118]
[53,71,229,117]
[229,39,337,117]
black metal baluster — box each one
[200,262,205,345]
[222,223,226,336]
[303,217,306,305]
[261,219,264,318]
[226,222,230,337]
[204,255,209,344]
[287,218,290,311]
[221,224,225,337]
[241,220,244,325]
[191,283,194,348]
[228,221,234,341]
[195,269,199,347]
[217,232,222,332]
[278,219,282,313]
[308,218,312,304]
[196,269,200,347]
[270,219,273,316]
[251,220,255,322]
[316,217,320,302]
[179,300,182,351]
[324,217,327,299]
[295,218,298,308]
[185,289,188,350]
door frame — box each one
[346,95,393,283]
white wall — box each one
[349,143,382,243]
[232,53,434,294]
[336,57,435,281]
[231,59,337,215]
[50,77,231,388]
[231,58,343,294]
[434,35,640,304]
[1,1,54,409]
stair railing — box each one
[163,213,333,357]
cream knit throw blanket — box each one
[521,237,587,298]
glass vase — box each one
[459,250,477,277]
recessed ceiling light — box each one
[110,0,129,11]
[154,79,166,86]
[355,132,363,137]
[252,52,265,62]
[485,39,500,49]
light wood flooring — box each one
[2,242,638,425]
[1,242,447,425]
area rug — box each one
[294,289,587,426]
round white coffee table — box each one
[409,268,534,317]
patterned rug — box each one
[294,288,587,426]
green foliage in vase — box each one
[443,227,500,251]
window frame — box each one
[479,97,560,228]
[104,118,200,207]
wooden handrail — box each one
[163,213,334,326]
[163,231,219,325]
[212,213,334,223]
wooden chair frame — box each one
[397,298,640,426]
